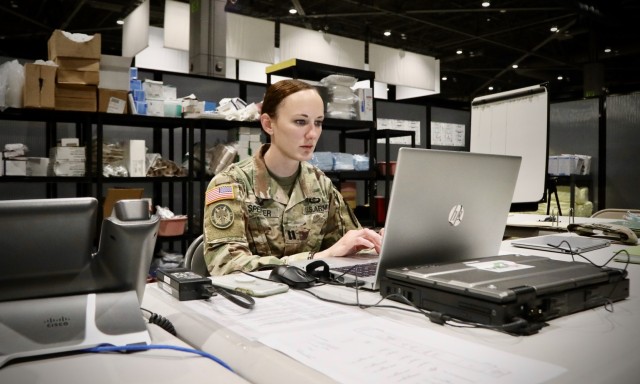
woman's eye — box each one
[314,120,323,127]
[295,119,307,126]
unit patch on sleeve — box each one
[206,184,235,206]
[210,203,234,229]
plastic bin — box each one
[158,215,187,236]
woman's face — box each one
[263,89,324,162]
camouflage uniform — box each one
[203,144,361,275]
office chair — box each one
[184,234,209,276]
[590,209,640,220]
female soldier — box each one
[203,79,381,275]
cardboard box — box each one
[124,140,146,177]
[52,161,85,176]
[164,100,182,117]
[50,146,86,162]
[356,88,373,121]
[98,88,128,114]
[55,97,97,112]
[57,69,99,85]
[146,99,164,117]
[142,80,163,99]
[55,84,97,112]
[26,157,50,176]
[48,29,101,60]
[56,84,96,99]
[99,55,133,90]
[340,182,357,210]
[23,63,56,109]
[53,57,100,71]
[4,158,27,176]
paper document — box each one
[259,316,566,384]
[183,288,565,384]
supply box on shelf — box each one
[23,63,56,109]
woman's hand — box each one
[313,228,383,259]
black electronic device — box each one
[269,265,317,289]
[156,268,213,301]
[380,254,629,335]
[156,267,256,309]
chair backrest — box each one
[184,234,208,276]
[590,208,640,220]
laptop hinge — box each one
[510,285,536,303]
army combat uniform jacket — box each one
[203,144,361,275]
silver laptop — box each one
[511,234,611,254]
[327,147,522,290]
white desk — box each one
[142,238,640,384]
[505,213,616,238]
[0,323,250,384]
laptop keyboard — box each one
[332,262,378,277]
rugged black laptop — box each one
[381,254,629,335]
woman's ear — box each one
[260,113,274,136]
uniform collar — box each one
[252,143,314,207]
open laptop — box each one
[325,147,522,290]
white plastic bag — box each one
[0,60,25,110]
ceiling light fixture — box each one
[116,19,124,25]
[482,2,491,7]
[512,64,519,69]
[442,76,448,81]
[383,30,391,37]
[550,26,559,32]
[456,49,463,55]
[557,75,563,80]
[604,47,612,53]
[488,86,494,91]
[289,8,297,14]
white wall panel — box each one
[135,27,189,74]
[280,25,364,70]
[122,0,149,57]
[226,13,274,63]
[369,44,439,92]
[164,0,190,50]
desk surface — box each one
[0,318,250,383]
[142,237,640,384]
[505,213,616,238]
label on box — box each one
[53,161,85,176]
[51,146,86,162]
[142,80,163,99]
[60,138,79,147]
[125,140,146,177]
[107,97,127,113]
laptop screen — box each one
[375,148,522,284]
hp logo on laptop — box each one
[448,205,464,226]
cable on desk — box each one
[84,344,234,372]
[141,307,176,336]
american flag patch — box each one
[206,185,234,205]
